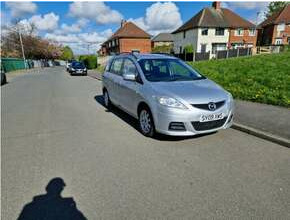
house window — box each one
[275,38,282,45]
[179,46,182,54]
[212,43,226,54]
[200,44,207,53]
[201,28,208,36]
[277,23,285,31]
[183,31,186,38]
[215,28,224,36]
[249,29,255,36]
[235,28,244,36]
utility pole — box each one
[18,29,27,69]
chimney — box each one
[212,1,221,10]
[121,20,127,27]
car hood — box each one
[150,79,228,104]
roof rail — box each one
[118,51,139,59]
[151,52,174,57]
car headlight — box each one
[71,68,75,71]
[156,96,188,109]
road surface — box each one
[2,67,290,219]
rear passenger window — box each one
[110,58,123,75]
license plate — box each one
[200,113,223,122]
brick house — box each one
[172,2,257,57]
[258,4,290,45]
[101,21,151,55]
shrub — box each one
[79,55,98,69]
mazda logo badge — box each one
[208,102,216,111]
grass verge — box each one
[189,51,290,107]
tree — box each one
[183,44,194,53]
[265,2,288,18]
[60,46,74,60]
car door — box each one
[118,58,142,116]
[105,58,124,106]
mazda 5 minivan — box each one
[102,53,234,137]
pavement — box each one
[2,67,290,219]
[87,69,290,146]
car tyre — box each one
[103,90,112,109]
[139,107,155,137]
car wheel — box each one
[139,107,155,137]
[103,90,112,109]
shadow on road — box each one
[94,95,216,141]
[17,177,87,220]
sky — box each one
[1,1,270,55]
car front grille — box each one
[191,100,225,111]
[191,117,228,131]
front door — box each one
[118,58,141,116]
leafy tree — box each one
[79,55,98,69]
[60,46,74,60]
[266,2,288,18]
[184,44,194,53]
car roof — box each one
[115,53,177,60]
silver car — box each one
[102,53,234,137]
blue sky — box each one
[1,1,269,54]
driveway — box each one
[2,67,290,219]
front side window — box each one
[235,28,244,36]
[138,59,205,82]
[122,59,137,76]
[215,28,224,36]
[110,58,123,75]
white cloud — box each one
[45,29,113,54]
[68,2,123,25]
[221,2,269,10]
[221,2,268,24]
[57,18,89,34]
[20,13,59,32]
[129,2,182,35]
[6,2,37,18]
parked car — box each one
[66,60,76,72]
[1,65,7,86]
[69,62,87,76]
[102,53,234,137]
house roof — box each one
[152,33,173,42]
[108,22,151,41]
[172,7,255,34]
[259,4,290,27]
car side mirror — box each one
[123,72,136,81]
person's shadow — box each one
[17,177,87,220]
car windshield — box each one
[72,62,85,69]
[138,59,205,82]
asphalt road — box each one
[2,67,290,220]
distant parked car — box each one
[66,60,76,72]
[102,53,234,137]
[69,62,87,76]
[1,65,7,86]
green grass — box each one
[189,51,290,107]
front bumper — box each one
[71,70,87,75]
[152,103,234,136]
